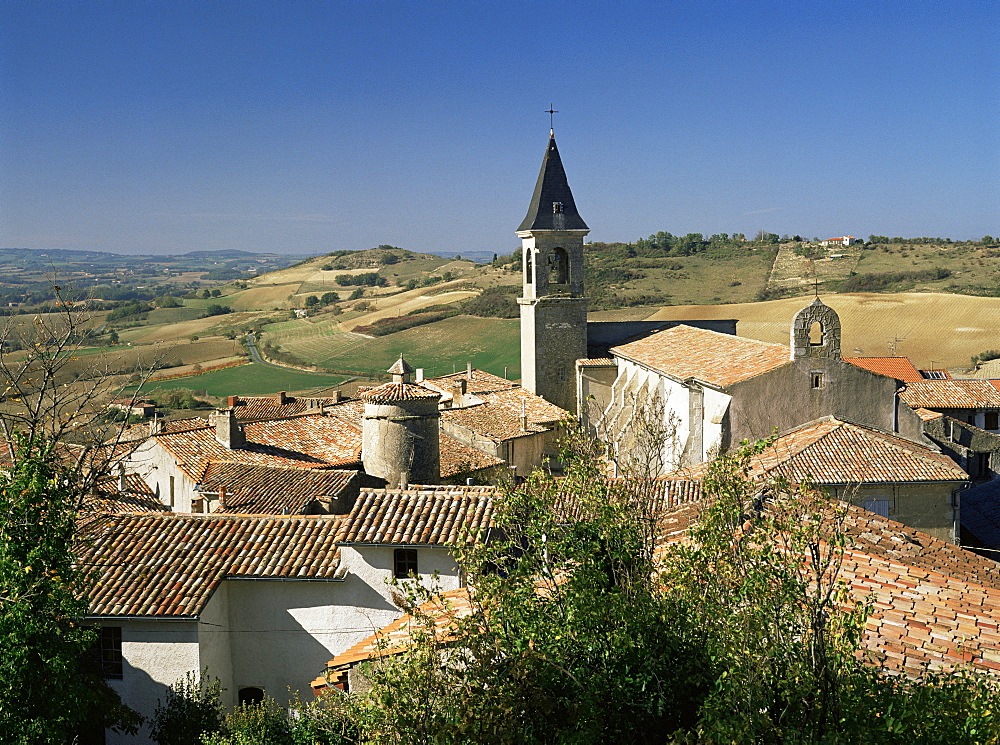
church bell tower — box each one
[517,130,589,412]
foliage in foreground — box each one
[0,435,141,743]
[154,435,1000,743]
[327,435,1000,744]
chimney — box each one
[218,487,226,510]
[520,398,528,431]
[227,395,238,407]
[118,467,127,492]
[331,389,342,403]
[148,416,164,436]
[415,368,424,383]
[466,361,473,377]
[459,379,467,395]
[213,408,246,449]
[399,471,409,490]
[276,391,287,405]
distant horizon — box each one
[3,2,996,256]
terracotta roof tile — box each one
[316,587,474,679]
[198,462,360,515]
[676,418,967,484]
[900,380,1000,409]
[438,434,506,477]
[83,474,167,514]
[336,487,495,544]
[843,357,924,382]
[231,396,345,421]
[576,358,616,367]
[655,500,1000,676]
[154,413,363,482]
[611,325,790,388]
[423,369,519,396]
[79,514,344,617]
[360,382,441,403]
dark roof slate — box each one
[517,134,588,232]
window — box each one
[986,412,999,431]
[238,687,265,706]
[99,626,123,680]
[524,249,533,284]
[861,497,891,518]
[811,372,824,389]
[393,548,418,579]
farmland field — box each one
[264,314,520,379]
[645,292,1000,371]
[136,361,345,398]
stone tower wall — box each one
[361,399,440,487]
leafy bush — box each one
[150,671,223,745]
[839,267,951,293]
[204,304,232,317]
[459,289,519,318]
[334,273,387,287]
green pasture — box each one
[145,307,204,324]
[137,362,345,398]
[264,314,520,379]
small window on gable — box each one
[811,372,824,389]
[862,497,891,518]
[809,321,824,346]
[394,548,418,579]
[239,687,265,706]
[100,626,123,680]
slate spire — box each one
[517,133,588,232]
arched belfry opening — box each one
[809,320,824,346]
[550,247,568,284]
[524,249,533,284]
[791,298,841,360]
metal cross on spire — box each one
[546,104,558,134]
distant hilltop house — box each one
[820,235,863,246]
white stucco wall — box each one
[598,358,733,472]
[124,439,198,512]
[103,619,200,745]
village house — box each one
[79,486,494,744]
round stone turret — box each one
[361,356,441,487]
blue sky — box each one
[1,1,997,256]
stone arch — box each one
[790,298,841,359]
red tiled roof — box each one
[79,514,344,617]
[611,325,790,388]
[153,413,363,483]
[336,487,495,545]
[438,434,506,478]
[842,356,924,382]
[422,370,519,396]
[199,462,360,515]
[576,358,616,367]
[315,587,474,681]
[655,500,1000,676]
[231,396,345,421]
[83,473,167,514]
[914,408,944,421]
[899,380,1000,409]
[361,382,441,403]
[673,417,967,484]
